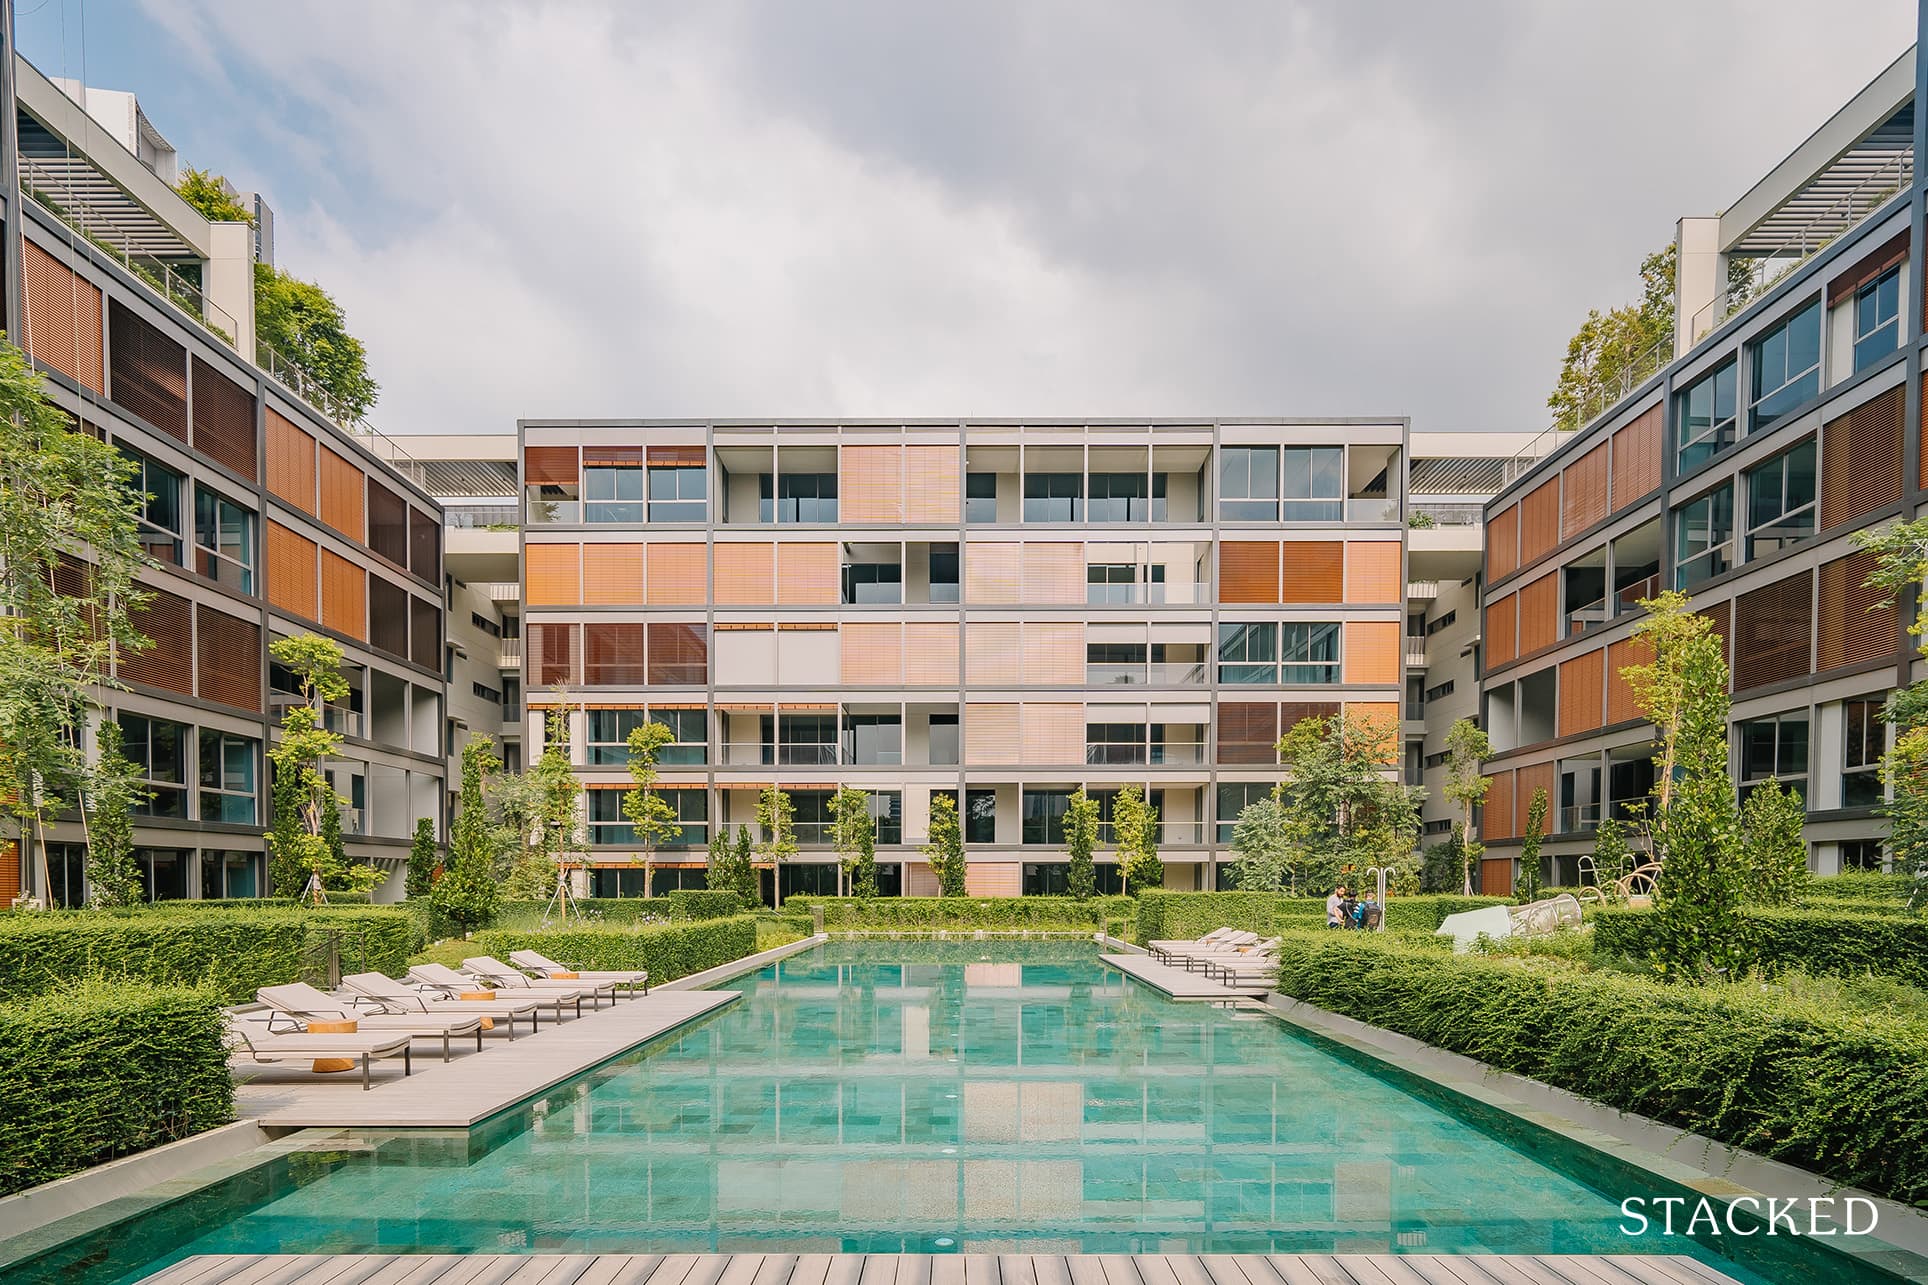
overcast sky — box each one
[17,1,1919,437]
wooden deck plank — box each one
[1404,1257,1505,1285]
[823,1255,867,1285]
[857,1257,899,1285]
[645,1255,705,1285]
[1275,1260,1355,1285]
[574,1262,643,1285]
[1030,1257,1074,1285]
[1094,1254,1143,1285]
[1336,1255,1422,1285]
[1455,1260,1556,1285]
[1124,1258,1176,1285]
[791,1255,836,1285]
[961,1255,1000,1285]
[1195,1257,1251,1285]
[1063,1255,1110,1285]
[139,1258,248,1285]
[353,1257,468,1285]
[712,1257,766,1285]
[603,1257,668,1285]
[1224,1257,1284,1285]
[995,1257,1037,1285]
[750,1255,799,1285]
[1254,1259,1329,1285]
[680,1256,735,1285]
[1152,1258,1214,1285]
[928,1256,966,1285]
[893,1255,932,1285]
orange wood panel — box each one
[266,521,318,620]
[1557,650,1604,737]
[22,239,102,391]
[905,445,960,523]
[1022,622,1084,684]
[1561,442,1608,539]
[713,543,774,605]
[1610,405,1662,512]
[581,544,644,605]
[966,543,1021,604]
[965,622,1021,685]
[1605,634,1652,725]
[903,622,960,685]
[319,446,364,540]
[965,703,1021,764]
[1488,503,1519,580]
[1023,543,1084,604]
[1219,541,1281,604]
[266,409,317,514]
[1342,619,1400,685]
[1486,592,1517,667]
[648,542,710,605]
[1280,541,1344,603]
[524,542,582,606]
[841,622,904,684]
[1516,573,1557,655]
[1021,703,1085,765]
[1518,477,1560,567]
[841,445,904,522]
[1343,541,1401,604]
[320,548,366,641]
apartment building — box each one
[2,60,449,905]
[515,419,1415,899]
[1477,48,1922,892]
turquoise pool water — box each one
[1,942,1889,1283]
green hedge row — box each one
[666,890,744,921]
[471,915,758,981]
[1800,872,1920,908]
[0,908,419,1003]
[1592,905,1928,986]
[1133,891,1507,944]
[783,895,1137,930]
[0,981,234,1198]
[1269,933,1928,1204]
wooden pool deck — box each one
[135,1251,1744,1285]
[1099,954,1268,1001]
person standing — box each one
[1326,886,1344,928]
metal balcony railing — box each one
[1409,501,1484,526]
[1558,803,1602,834]
[720,742,842,766]
[1086,662,1208,687]
[445,504,520,529]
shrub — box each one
[1801,871,1919,908]
[1269,932,1928,1204]
[665,890,744,921]
[783,895,1135,931]
[471,916,757,981]
[1133,891,1505,944]
[484,899,667,931]
[1592,905,1928,987]
[0,981,233,1197]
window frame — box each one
[1747,298,1822,432]
[192,484,255,594]
[1743,439,1817,560]
[118,712,189,819]
[1852,266,1901,373]
[1738,712,1809,803]
[1217,621,1279,684]
[1672,484,1734,589]
[646,465,707,523]
[1279,621,1341,685]
[760,471,839,524]
[1280,446,1346,520]
[1843,697,1886,809]
[1021,472,1083,523]
[125,448,185,566]
[197,728,259,825]
[842,561,904,605]
[1218,446,1279,521]
[583,465,645,523]
[1674,359,1737,474]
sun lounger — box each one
[225,1018,412,1090]
[1165,935,1276,970]
[256,982,485,1062]
[462,956,616,1008]
[341,972,542,1038]
[507,948,648,996]
[1147,927,1246,961]
[409,962,585,1021]
[1199,953,1281,985]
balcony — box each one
[1559,802,1602,834]
[1408,501,1484,526]
[445,504,520,530]
[1085,662,1208,687]
[721,742,841,766]
[1404,638,1427,668]
[498,638,522,668]
[1094,821,1208,846]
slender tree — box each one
[83,720,149,907]
[755,785,797,903]
[1113,786,1163,895]
[620,719,680,896]
[1516,788,1548,902]
[924,792,967,897]
[1276,710,1420,895]
[1621,592,1701,815]
[1063,788,1099,900]
[1852,518,1928,901]
[405,816,439,899]
[1441,718,1491,895]
[1230,795,1292,892]
[1738,777,1809,907]
[1590,815,1634,899]
[265,634,378,899]
[829,785,878,900]
[432,737,501,933]
[733,825,761,906]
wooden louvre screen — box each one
[903,622,959,684]
[1486,593,1517,667]
[645,623,709,685]
[368,577,409,659]
[1560,443,1608,539]
[584,623,646,685]
[196,606,261,712]
[1021,703,1085,765]
[525,543,582,605]
[409,507,440,582]
[266,410,317,513]
[1342,620,1400,685]
[1557,650,1604,737]
[1343,541,1400,603]
[1279,701,1340,737]
[190,357,258,481]
[410,596,441,671]
[1732,573,1812,692]
[1610,405,1663,512]
[713,543,774,604]
[320,549,367,641]
[1605,635,1652,725]
[966,542,1021,604]
[1216,703,1280,765]
[1516,573,1558,655]
[1922,375,1928,491]
[1817,549,1897,671]
[1219,541,1280,603]
[528,623,578,686]
[581,544,644,605]
[1022,622,1084,684]
[1827,228,1910,306]
[1281,541,1344,603]
[319,447,364,539]
[1518,478,1560,567]
[645,446,704,466]
[266,522,318,620]
[1483,771,1515,841]
[905,445,960,522]
[773,543,836,605]
[523,446,579,486]
[964,864,1021,897]
[841,622,903,684]
[1515,763,1554,837]
[1820,386,1903,531]
[108,301,187,441]
[365,480,409,567]
[582,445,643,466]
[965,622,1021,685]
[1488,504,1519,580]
[121,586,193,695]
[841,446,904,522]
[53,556,102,641]
[22,240,102,391]
[1022,543,1084,604]
[1698,599,1731,673]
[965,703,1021,765]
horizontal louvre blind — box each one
[1280,541,1343,603]
[23,240,102,391]
[1022,543,1084,604]
[966,703,1021,765]
[529,622,578,686]
[196,606,261,711]
[1483,771,1514,841]
[368,578,409,659]
[1344,700,1400,733]
[1699,599,1731,674]
[266,522,318,620]
[644,543,708,605]
[584,622,646,685]
[903,622,959,684]
[365,480,409,566]
[410,597,440,671]
[773,543,835,605]
[841,445,904,522]
[905,445,960,522]
[409,508,440,582]
[1219,541,1280,603]
[1560,443,1608,539]
[266,410,316,513]
[964,864,1021,896]
[1827,228,1910,305]
[108,301,187,441]
[1515,763,1554,837]
[1732,573,1811,692]
[320,549,366,641]
[1279,701,1340,737]
[646,446,704,466]
[841,622,903,684]
[1610,405,1663,511]
[525,543,582,605]
[582,544,644,605]
[1485,593,1517,667]
[1518,478,1560,567]
[1817,549,1896,671]
[1215,703,1280,765]
[646,623,709,685]
[1021,703,1084,765]
[966,542,1021,604]
[1342,620,1399,685]
[1605,635,1651,725]
[582,445,643,466]
[1488,504,1519,579]
[1022,622,1084,684]
[121,586,193,695]
[319,447,364,539]
[1343,541,1400,604]
[523,446,579,486]
[191,357,258,481]
[1557,650,1604,737]
[713,543,774,604]
[1517,573,1557,655]
[965,622,1021,685]
[1819,386,1903,531]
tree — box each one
[1113,786,1163,894]
[1622,592,1704,817]
[264,634,380,899]
[255,262,379,421]
[83,720,148,907]
[1063,789,1099,900]
[1852,518,1928,898]
[734,825,760,905]
[1516,788,1548,903]
[829,786,878,900]
[1441,719,1491,895]
[1276,711,1420,895]
[0,339,152,903]
[491,711,584,899]
[1738,778,1809,907]
[707,824,759,907]
[174,168,252,224]
[924,792,967,897]
[1419,831,1464,894]
[621,720,680,896]
[755,785,797,901]
[405,817,438,900]
[1229,795,1292,892]
[432,738,501,934]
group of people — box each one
[1325,885,1382,930]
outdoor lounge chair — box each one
[507,949,648,996]
[1176,936,1281,973]
[462,956,617,1008]
[1147,927,1245,961]
[225,1018,412,1090]
[1199,950,1282,985]
[408,962,585,1021]
[1163,934,1271,970]
[256,982,486,1062]
[341,971,543,1038]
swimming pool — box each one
[0,942,1895,1283]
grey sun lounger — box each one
[225,1018,412,1090]
[507,948,648,997]
[1147,928,1248,961]
[461,956,617,1008]
[256,982,486,1062]
[341,971,543,1038]
[408,961,585,1022]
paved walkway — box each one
[136,1252,1743,1285]
[1099,953,1268,1001]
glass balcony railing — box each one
[720,742,841,766]
[1086,663,1208,686]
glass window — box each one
[1744,440,1817,559]
[583,466,645,522]
[1216,781,1272,844]
[192,486,254,594]
[1739,714,1808,802]
[1022,473,1082,522]
[928,544,960,603]
[589,786,706,847]
[1673,485,1733,589]
[197,729,258,824]
[1853,267,1901,373]
[776,713,837,765]
[1087,472,1165,523]
[964,473,998,523]
[843,714,903,765]
[842,562,903,605]
[1840,839,1885,870]
[761,472,838,523]
[586,709,706,767]
[965,789,997,843]
[1086,563,1164,605]
[1280,622,1341,684]
[1749,299,1822,431]
[1844,697,1886,808]
[1219,446,1278,520]
[1088,641,1148,685]
[1218,622,1278,684]
[1086,722,1147,765]
[1281,447,1346,520]
[118,713,188,818]
[928,713,959,766]
[646,466,706,522]
[1022,789,1073,845]
[1674,360,1737,473]
[126,449,184,566]
[869,791,902,846]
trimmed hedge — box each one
[666,890,744,921]
[0,982,234,1197]
[1134,891,1506,944]
[0,908,419,1003]
[784,895,1137,931]
[484,898,673,932]
[1593,905,1928,986]
[471,915,758,981]
[1800,871,1920,909]
[1269,932,1928,1204]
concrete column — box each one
[205,220,256,359]
[1674,216,1725,357]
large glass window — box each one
[193,486,254,593]
[1281,447,1345,520]
[586,709,706,766]
[760,472,838,523]
[1216,781,1273,844]
[775,713,837,766]
[1749,300,1822,431]
[1087,473,1165,523]
[964,473,998,523]
[1739,714,1808,803]
[869,791,903,846]
[583,466,645,522]
[126,449,184,566]
[1844,697,1886,808]
[1086,722,1148,765]
[1853,267,1901,373]
[647,466,707,522]
[928,544,960,603]
[197,729,258,824]
[1023,473,1082,522]
[1022,789,1073,844]
[1674,360,1737,473]
[843,714,903,765]
[588,786,706,847]
[928,713,959,765]
[1280,622,1342,684]
[965,789,996,843]
[1087,563,1164,605]
[118,713,188,818]
[1744,440,1816,559]
[842,562,903,605]
[1218,447,1278,520]
[1218,622,1278,684]
[1673,485,1733,588]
